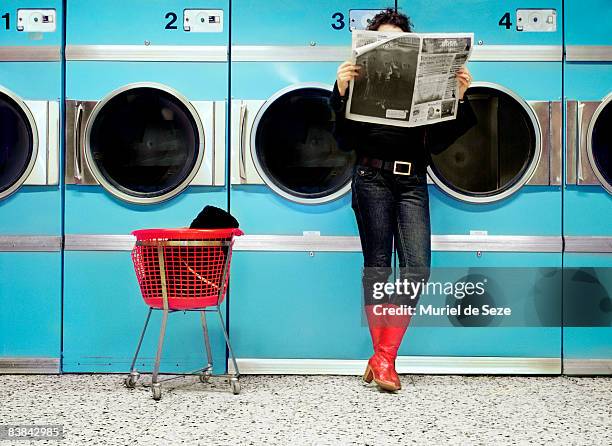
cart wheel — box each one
[229,377,241,395]
[199,369,212,383]
[124,371,139,389]
[151,383,162,401]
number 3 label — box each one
[331,12,345,30]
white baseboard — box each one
[0,357,60,374]
[563,359,612,375]
[229,356,562,375]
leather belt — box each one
[358,156,413,176]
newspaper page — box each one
[345,30,474,127]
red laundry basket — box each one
[131,228,244,310]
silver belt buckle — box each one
[393,161,412,176]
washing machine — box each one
[563,0,612,375]
[0,2,62,374]
[62,0,229,373]
[381,0,564,374]
[229,1,564,375]
[228,1,394,375]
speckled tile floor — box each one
[0,374,610,445]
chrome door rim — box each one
[83,82,205,205]
[250,82,352,205]
[0,85,39,200]
[426,81,543,204]
[586,91,612,195]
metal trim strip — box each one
[566,100,578,184]
[64,235,135,251]
[231,45,562,62]
[235,235,562,252]
[63,234,563,252]
[564,236,612,253]
[563,359,612,375]
[0,357,60,374]
[0,46,61,62]
[65,45,228,62]
[566,45,612,62]
[471,45,562,61]
[228,357,561,375]
[0,236,62,252]
[431,235,562,252]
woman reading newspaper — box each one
[330,8,476,392]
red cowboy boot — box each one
[363,304,411,391]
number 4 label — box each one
[499,12,512,30]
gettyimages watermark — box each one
[360,267,568,327]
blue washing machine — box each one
[62,0,230,373]
[230,2,564,374]
[0,1,62,374]
[563,0,612,375]
[390,0,564,373]
[228,1,392,374]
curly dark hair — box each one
[367,8,413,32]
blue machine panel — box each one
[230,252,369,359]
[565,0,611,45]
[62,252,227,373]
[0,253,61,358]
[562,254,612,362]
[0,0,63,368]
[562,0,612,371]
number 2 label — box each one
[165,12,178,30]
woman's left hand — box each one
[456,66,472,100]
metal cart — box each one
[124,228,243,400]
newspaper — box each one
[345,30,474,127]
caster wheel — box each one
[229,377,241,395]
[151,383,162,401]
[124,372,139,389]
[199,369,212,383]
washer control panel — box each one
[183,9,223,33]
[17,9,56,32]
[348,9,379,31]
[516,9,557,32]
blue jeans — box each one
[351,164,431,307]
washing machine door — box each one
[587,93,612,194]
[84,83,204,204]
[428,82,541,204]
[251,84,356,204]
[0,87,38,200]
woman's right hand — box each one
[336,61,361,96]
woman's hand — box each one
[456,66,473,100]
[336,61,361,96]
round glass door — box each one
[428,83,541,203]
[85,83,203,204]
[251,84,356,204]
[0,87,38,200]
[587,93,612,194]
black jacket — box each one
[329,81,477,174]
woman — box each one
[330,8,476,392]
